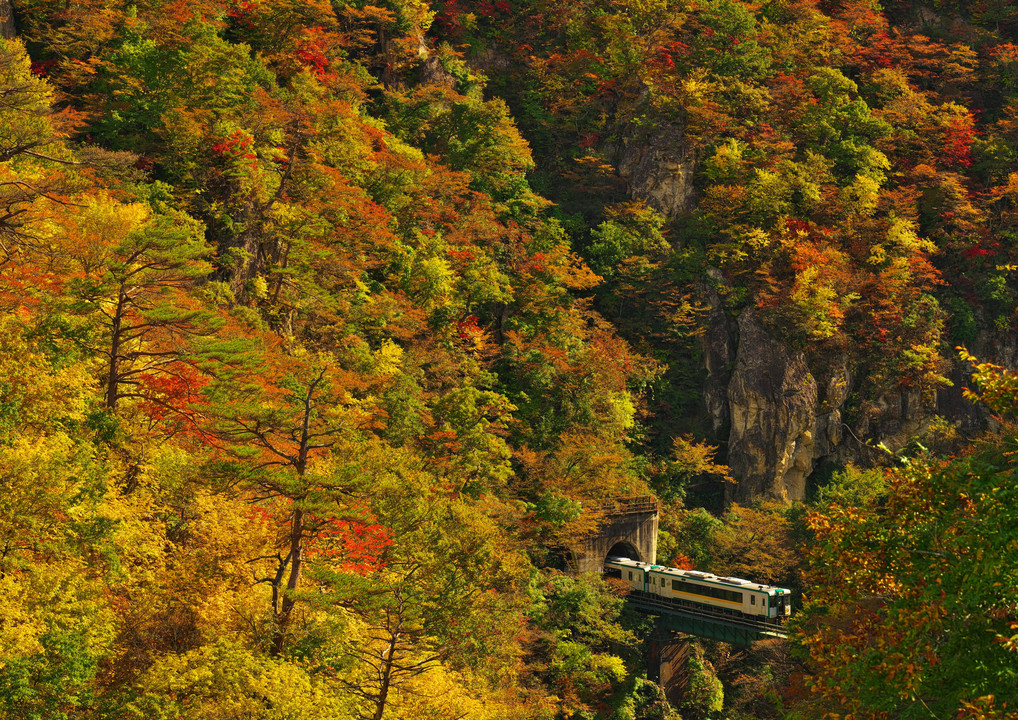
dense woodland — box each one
[2,0,1018,717]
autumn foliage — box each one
[4,0,1018,716]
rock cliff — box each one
[611,123,696,217]
[608,116,999,506]
[725,311,818,503]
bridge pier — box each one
[648,620,727,714]
[648,620,691,705]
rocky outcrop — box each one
[418,56,458,89]
[719,310,937,504]
[714,309,992,505]
[700,285,736,436]
[816,363,850,456]
[612,123,696,217]
[726,312,819,504]
[607,118,994,504]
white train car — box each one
[603,556,791,621]
[603,557,656,591]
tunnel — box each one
[605,540,642,564]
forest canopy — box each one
[1,0,1018,717]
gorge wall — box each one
[612,128,991,505]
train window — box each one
[628,571,632,580]
[670,579,743,604]
[751,596,755,605]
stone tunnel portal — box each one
[571,497,659,574]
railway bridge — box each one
[574,494,785,704]
[573,495,787,646]
[572,495,789,704]
[634,592,788,703]
[629,591,788,646]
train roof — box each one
[605,556,656,570]
[604,556,791,594]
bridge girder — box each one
[628,592,788,646]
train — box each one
[603,556,792,622]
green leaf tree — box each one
[795,354,1018,719]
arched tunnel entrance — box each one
[570,497,658,574]
[606,540,642,564]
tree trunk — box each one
[271,377,320,654]
[0,0,15,39]
[371,627,399,720]
[272,506,304,655]
[105,289,127,412]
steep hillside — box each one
[2,0,1017,718]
